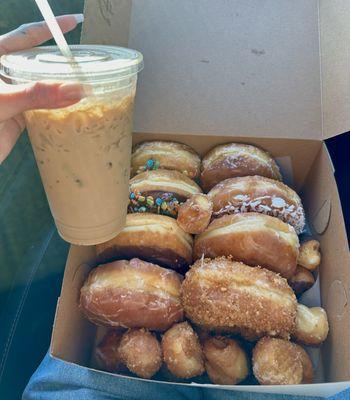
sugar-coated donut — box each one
[96,213,193,272]
[203,336,249,385]
[193,213,299,278]
[80,258,183,331]
[131,141,201,179]
[119,329,162,379]
[177,194,213,234]
[253,338,305,385]
[295,345,314,384]
[201,143,282,192]
[292,304,329,346]
[181,257,297,338]
[162,322,205,379]
[94,330,125,372]
[288,266,315,296]
[128,170,202,218]
[208,176,305,234]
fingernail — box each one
[82,84,93,97]
[74,14,84,24]
[58,83,84,101]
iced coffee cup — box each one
[1,45,143,245]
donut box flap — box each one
[81,0,350,140]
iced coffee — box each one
[1,45,143,245]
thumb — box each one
[0,81,86,121]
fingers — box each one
[0,14,83,55]
[0,81,85,121]
[0,115,25,164]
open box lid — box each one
[81,0,350,140]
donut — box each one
[161,322,205,379]
[252,338,306,385]
[96,213,193,272]
[239,327,264,343]
[177,194,213,234]
[288,266,315,296]
[181,257,297,338]
[131,141,201,179]
[298,240,321,271]
[193,213,299,278]
[207,176,305,234]
[128,170,202,218]
[203,336,249,385]
[94,330,125,372]
[201,143,282,192]
[295,345,314,384]
[119,329,162,379]
[292,304,329,346]
[79,258,183,331]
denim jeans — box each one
[22,352,350,400]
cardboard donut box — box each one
[51,1,350,397]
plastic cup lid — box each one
[0,45,143,83]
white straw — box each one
[34,0,73,58]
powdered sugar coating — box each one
[162,322,205,379]
[119,328,162,378]
[208,176,305,234]
[201,143,282,191]
[252,337,303,385]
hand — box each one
[0,14,84,164]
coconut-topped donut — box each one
[131,141,201,179]
[208,176,305,234]
[201,143,282,192]
[128,170,202,218]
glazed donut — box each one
[201,143,282,192]
[161,322,205,379]
[295,345,314,384]
[253,338,305,385]
[193,213,299,278]
[128,170,202,218]
[119,329,162,379]
[177,194,213,234]
[96,213,193,272]
[292,304,329,346]
[203,336,249,385]
[181,257,297,338]
[208,176,305,234]
[80,258,183,331]
[131,141,201,179]
[94,330,125,372]
[298,240,321,271]
[288,266,315,296]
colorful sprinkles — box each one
[128,190,180,217]
[137,159,161,174]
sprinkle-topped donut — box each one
[128,169,202,218]
[131,141,201,179]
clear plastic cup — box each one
[1,45,143,245]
